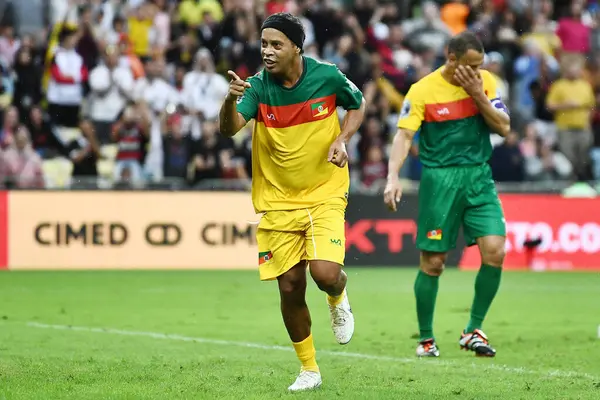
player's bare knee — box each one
[478,236,506,267]
[278,275,306,298]
[277,263,307,297]
[421,252,446,276]
[310,261,343,292]
[481,245,505,267]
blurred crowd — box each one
[0,0,598,192]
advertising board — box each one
[459,195,600,271]
[0,191,7,269]
[345,194,465,267]
[7,192,260,270]
[1,192,597,271]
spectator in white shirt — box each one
[47,27,88,128]
[133,58,181,180]
[87,46,134,144]
[181,48,229,137]
[0,26,20,69]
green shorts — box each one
[416,163,506,253]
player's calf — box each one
[310,262,355,345]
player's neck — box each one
[279,56,304,88]
[441,65,460,87]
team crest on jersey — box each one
[399,99,411,119]
[427,229,442,240]
[311,101,329,117]
[236,94,244,104]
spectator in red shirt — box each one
[556,1,590,56]
[111,105,150,184]
[361,145,387,191]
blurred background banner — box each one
[460,194,600,271]
[345,193,466,267]
[6,191,260,269]
[3,191,600,270]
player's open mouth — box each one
[264,59,276,67]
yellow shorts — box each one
[257,201,346,281]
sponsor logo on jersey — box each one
[437,107,450,116]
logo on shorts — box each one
[258,251,273,265]
[427,229,442,240]
[330,238,342,246]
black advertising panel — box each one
[345,194,465,267]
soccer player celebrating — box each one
[218,13,365,391]
[384,32,510,358]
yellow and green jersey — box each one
[397,67,501,168]
[237,56,363,213]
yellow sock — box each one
[327,288,345,307]
[292,333,319,373]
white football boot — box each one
[416,339,440,357]
[459,329,496,357]
[288,370,322,392]
[328,289,355,345]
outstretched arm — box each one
[218,70,254,137]
[218,97,248,137]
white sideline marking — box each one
[26,322,598,381]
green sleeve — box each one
[333,67,363,110]
[236,79,260,122]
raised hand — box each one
[454,65,483,97]
[226,70,251,101]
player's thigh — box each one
[416,168,464,253]
[465,202,506,263]
[464,169,506,246]
[257,212,306,281]
[303,202,346,266]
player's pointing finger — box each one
[227,70,241,81]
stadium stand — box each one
[0,0,597,195]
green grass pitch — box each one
[0,268,599,399]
